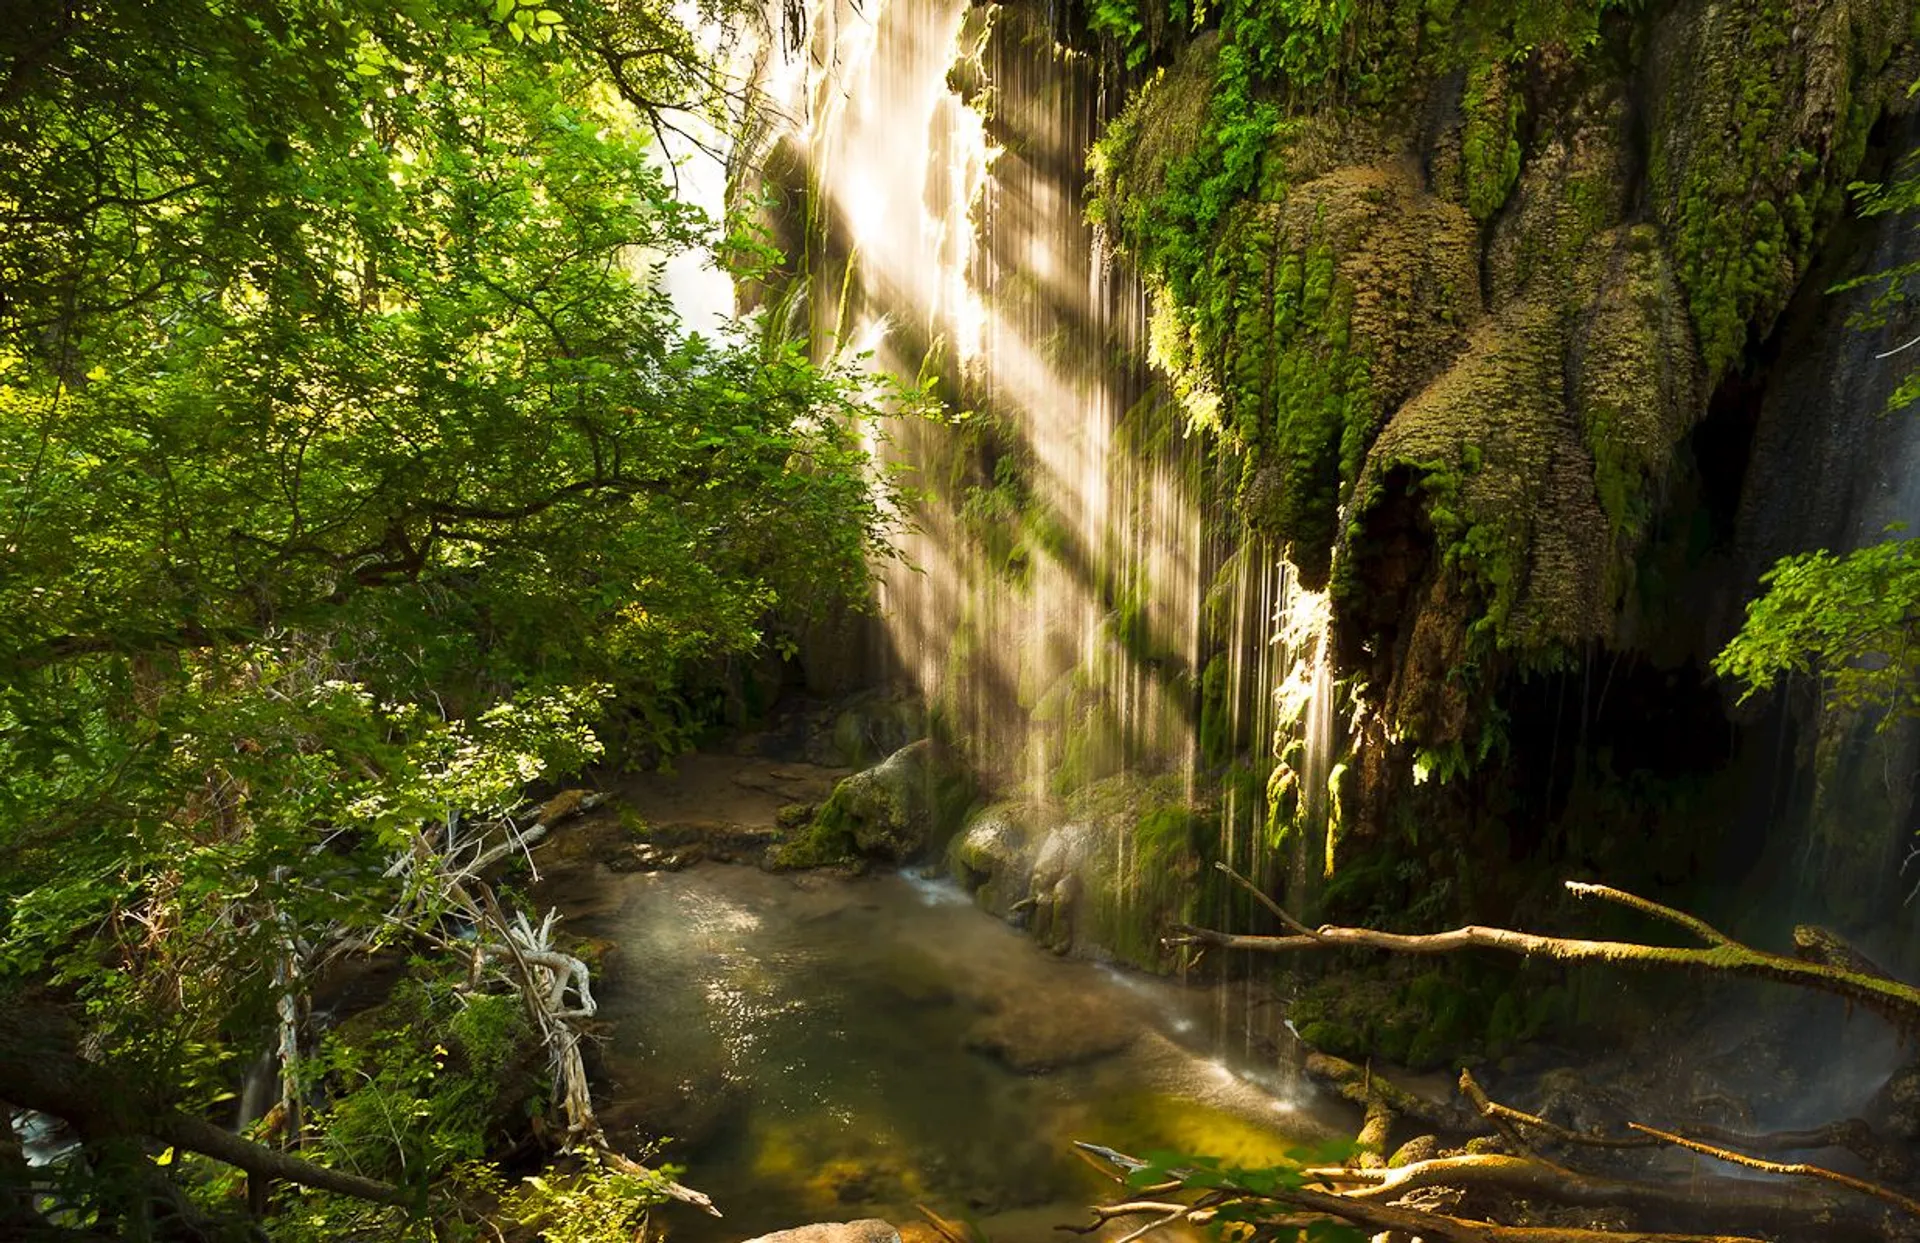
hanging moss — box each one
[1335,295,1611,742]
[1150,166,1479,586]
[1570,225,1701,595]
[1459,59,1524,221]
[1648,0,1903,379]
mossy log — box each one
[1169,879,1920,1032]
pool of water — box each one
[575,865,1351,1242]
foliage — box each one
[1716,135,1920,726]
[308,982,535,1187]
[1714,532,1920,723]
[1117,1142,1367,1242]
[1088,0,1151,68]
[0,0,896,738]
[0,0,896,1236]
[503,1151,681,1243]
[1844,143,1920,415]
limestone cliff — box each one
[1086,0,1918,931]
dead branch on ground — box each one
[1628,1123,1920,1219]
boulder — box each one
[808,692,927,768]
[947,777,1213,968]
[1026,821,1099,954]
[771,740,976,868]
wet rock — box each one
[1530,1066,1635,1138]
[1872,1060,1920,1140]
[1026,822,1098,954]
[604,841,704,873]
[743,1221,902,1243]
[947,802,1038,921]
[771,740,977,868]
[951,778,1209,968]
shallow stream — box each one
[575,865,1349,1241]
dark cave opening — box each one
[1499,649,1754,884]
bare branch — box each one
[1165,885,1920,1033]
[1563,882,1733,946]
[1458,1069,1657,1150]
[1628,1123,1920,1220]
[1212,860,1320,937]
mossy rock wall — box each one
[1091,0,1910,762]
[1648,0,1906,378]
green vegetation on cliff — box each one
[1089,0,1911,752]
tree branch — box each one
[1628,1123,1920,1220]
[1165,880,1920,1032]
[0,1002,410,1208]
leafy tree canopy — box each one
[0,0,896,1236]
[1714,531,1920,724]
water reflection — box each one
[581,866,1348,1241]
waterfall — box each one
[1716,109,1920,939]
[748,0,1355,953]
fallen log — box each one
[1166,877,1920,1032]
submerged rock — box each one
[603,841,704,873]
[962,997,1135,1072]
[742,1220,902,1243]
[771,739,977,869]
